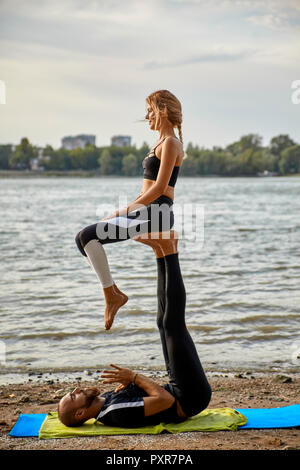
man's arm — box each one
[100,364,175,416]
[134,372,176,416]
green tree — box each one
[8,138,38,169]
[259,148,277,173]
[122,153,138,176]
[98,149,113,175]
[0,144,13,169]
[270,134,296,157]
[84,144,100,170]
[181,156,198,175]
[226,134,263,156]
[279,145,300,174]
[239,148,263,175]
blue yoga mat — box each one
[9,405,300,437]
[236,405,300,429]
[9,413,47,437]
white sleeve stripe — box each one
[97,401,144,419]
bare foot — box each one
[103,285,128,330]
[133,230,179,257]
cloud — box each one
[143,47,253,69]
[0,0,299,149]
[247,12,300,31]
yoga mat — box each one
[9,413,47,437]
[38,408,247,439]
[236,404,300,429]
[10,405,299,438]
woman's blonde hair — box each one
[146,90,183,146]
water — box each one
[0,176,299,384]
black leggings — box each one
[75,195,174,256]
[156,253,212,417]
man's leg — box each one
[156,256,172,377]
[132,231,178,377]
[133,231,211,416]
[163,252,212,417]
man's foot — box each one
[103,285,128,330]
[133,230,179,257]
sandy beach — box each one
[1,372,299,451]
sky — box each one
[0,0,299,150]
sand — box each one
[0,372,299,451]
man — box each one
[58,234,211,427]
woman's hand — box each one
[100,364,135,387]
[101,212,117,221]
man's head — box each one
[58,386,101,427]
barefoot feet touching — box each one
[133,230,179,257]
[103,284,128,330]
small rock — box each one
[54,389,68,399]
[273,375,292,384]
[84,370,92,376]
[234,373,244,379]
[18,394,30,403]
[264,437,283,447]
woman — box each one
[75,90,185,330]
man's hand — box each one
[114,384,126,393]
[100,364,135,387]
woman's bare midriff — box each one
[141,139,184,202]
[142,178,175,201]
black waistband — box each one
[151,195,173,207]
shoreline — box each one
[1,367,299,387]
[1,170,298,178]
[1,371,299,450]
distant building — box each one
[61,134,96,150]
[111,135,131,147]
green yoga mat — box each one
[39,408,247,439]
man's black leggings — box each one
[156,253,212,417]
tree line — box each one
[0,133,299,176]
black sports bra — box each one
[142,138,181,188]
